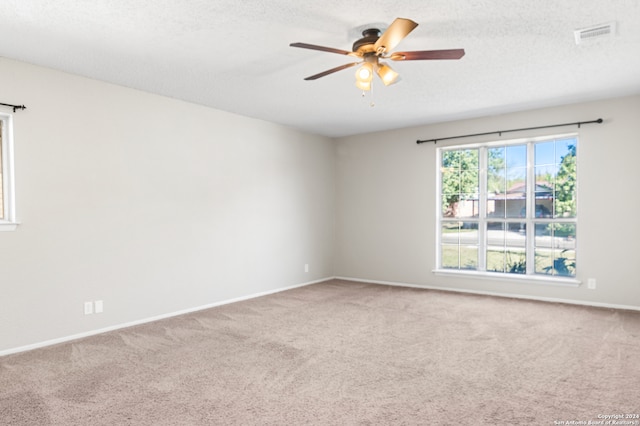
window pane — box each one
[460,221,479,246]
[458,195,479,218]
[535,141,555,166]
[460,149,479,170]
[554,191,576,218]
[441,194,458,217]
[506,222,526,243]
[442,149,478,170]
[441,222,479,243]
[441,195,479,218]
[534,249,553,274]
[487,170,506,194]
[534,223,552,240]
[534,201,553,218]
[507,167,526,183]
[505,145,527,219]
[440,221,478,270]
[488,147,505,163]
[554,144,577,218]
[487,158,506,218]
[535,165,556,191]
[534,170,554,218]
[506,249,527,274]
[534,223,576,276]
[488,146,526,220]
[441,148,479,219]
[506,145,526,169]
[487,147,506,193]
[441,169,458,186]
[487,222,526,273]
[442,150,460,169]
[552,249,576,277]
[441,245,460,269]
[554,223,577,241]
[460,246,479,270]
[535,249,576,277]
[555,139,576,164]
[487,222,506,272]
[505,198,524,219]
[461,170,479,193]
[441,244,478,270]
[487,198,501,218]
[487,248,506,273]
[535,138,578,219]
[441,222,459,243]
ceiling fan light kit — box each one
[355,79,372,91]
[376,62,399,86]
[355,62,373,83]
[290,17,465,95]
[355,61,374,91]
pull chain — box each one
[361,81,376,107]
[369,79,375,107]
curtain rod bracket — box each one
[1,102,27,113]
[416,118,603,145]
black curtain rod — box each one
[0,102,27,113]
[416,118,603,145]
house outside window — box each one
[0,112,17,231]
[437,135,577,280]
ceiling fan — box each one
[290,17,465,91]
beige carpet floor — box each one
[1,279,639,425]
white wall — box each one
[335,95,640,309]
[0,58,336,353]
[2,56,638,355]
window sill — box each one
[0,221,19,232]
[433,269,581,287]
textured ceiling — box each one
[1,1,639,137]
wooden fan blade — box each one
[290,42,359,57]
[303,62,360,80]
[373,18,418,54]
[390,49,465,61]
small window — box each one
[437,135,578,281]
[0,112,17,231]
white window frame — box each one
[434,133,580,286]
[0,112,18,231]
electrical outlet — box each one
[84,301,93,315]
[304,264,309,273]
[587,278,596,290]
[94,300,103,313]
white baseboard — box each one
[335,276,640,312]
[6,275,636,357]
[0,277,333,357]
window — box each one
[0,112,17,231]
[437,135,577,281]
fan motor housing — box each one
[352,28,381,54]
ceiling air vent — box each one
[574,22,616,44]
